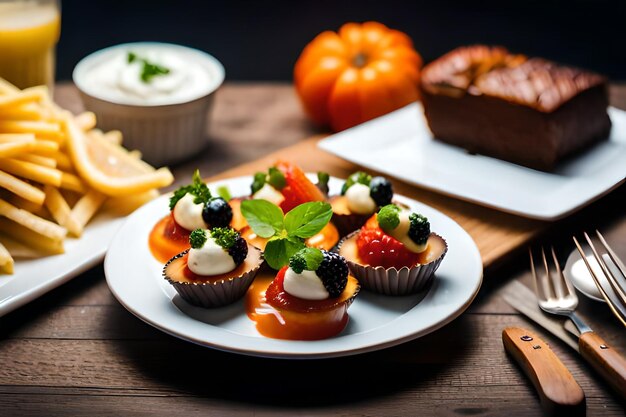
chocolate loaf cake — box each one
[420,45,611,171]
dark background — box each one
[57,0,626,82]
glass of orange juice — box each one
[0,0,61,90]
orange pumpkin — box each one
[294,21,422,132]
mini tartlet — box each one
[246,248,360,340]
[337,204,447,296]
[149,170,233,263]
[330,171,394,237]
[163,227,263,308]
[229,161,339,250]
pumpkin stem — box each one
[352,53,368,68]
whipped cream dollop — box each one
[283,267,329,300]
[345,183,376,215]
[388,210,428,253]
[78,47,213,106]
[173,193,206,231]
[187,234,237,275]
[252,183,285,206]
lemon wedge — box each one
[63,114,174,197]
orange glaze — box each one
[245,267,358,340]
[148,214,191,263]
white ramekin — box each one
[73,42,225,166]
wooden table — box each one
[1,83,625,416]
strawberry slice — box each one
[356,227,421,269]
[275,160,325,212]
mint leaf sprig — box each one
[289,247,324,274]
[250,167,286,195]
[128,52,171,83]
[169,170,212,210]
[240,200,332,270]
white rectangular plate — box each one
[318,103,626,220]
[0,212,126,317]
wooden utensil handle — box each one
[502,327,585,415]
[579,332,626,398]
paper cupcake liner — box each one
[163,246,263,308]
[331,212,371,237]
[336,231,448,296]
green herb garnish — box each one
[250,167,286,195]
[317,171,330,194]
[169,170,212,210]
[210,227,239,250]
[251,172,267,194]
[189,229,207,249]
[289,247,323,274]
[240,200,332,270]
[377,204,401,232]
[216,185,232,202]
[127,51,171,83]
[341,171,372,195]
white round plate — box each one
[105,175,483,359]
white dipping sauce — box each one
[76,44,217,106]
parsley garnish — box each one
[289,247,324,274]
[317,171,330,194]
[210,227,239,250]
[189,229,207,249]
[341,171,372,195]
[127,51,171,84]
[250,167,286,195]
[216,185,232,202]
[240,200,332,270]
[169,170,212,210]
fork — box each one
[573,230,626,327]
[530,247,626,399]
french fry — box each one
[0,240,13,274]
[15,154,57,169]
[75,112,96,131]
[0,120,63,141]
[5,192,45,215]
[0,234,40,259]
[44,185,83,237]
[0,89,43,110]
[49,150,72,171]
[0,218,64,255]
[59,172,86,193]
[0,103,45,121]
[0,141,32,158]
[0,198,66,241]
[29,139,60,155]
[0,133,36,143]
[0,170,45,204]
[71,188,107,229]
[0,158,63,187]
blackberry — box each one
[315,251,348,298]
[228,234,249,266]
[202,197,233,228]
[369,176,393,207]
[408,213,430,246]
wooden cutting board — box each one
[208,136,546,269]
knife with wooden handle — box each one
[501,280,626,398]
[502,327,585,416]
